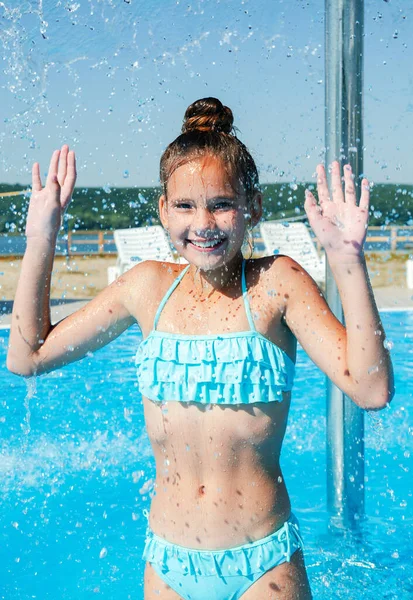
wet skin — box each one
[135,156,312,596]
[141,257,295,549]
[138,257,313,599]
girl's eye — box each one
[214,202,232,210]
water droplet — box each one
[332,215,345,230]
[139,478,154,495]
[99,548,108,559]
[132,470,144,483]
[123,170,129,179]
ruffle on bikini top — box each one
[142,514,304,577]
[135,330,295,404]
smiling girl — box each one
[7,97,394,599]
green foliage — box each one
[366,184,413,226]
[1,182,413,233]
[260,182,413,226]
[67,186,160,230]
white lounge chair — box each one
[260,221,326,284]
[407,259,413,289]
[108,225,186,285]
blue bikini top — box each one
[135,259,295,405]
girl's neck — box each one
[187,253,244,298]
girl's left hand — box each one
[304,161,370,262]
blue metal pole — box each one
[325,0,365,528]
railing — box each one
[66,225,413,254]
[312,225,413,254]
[66,230,111,253]
[1,225,413,256]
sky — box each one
[0,0,412,189]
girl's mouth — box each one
[186,238,226,252]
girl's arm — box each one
[282,162,394,411]
[6,146,140,377]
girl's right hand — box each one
[25,144,77,242]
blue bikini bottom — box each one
[142,513,304,600]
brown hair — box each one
[160,97,259,202]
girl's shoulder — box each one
[123,259,183,287]
[251,252,315,276]
[245,253,301,283]
[246,254,321,303]
[119,260,183,330]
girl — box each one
[7,97,394,599]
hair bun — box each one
[182,97,234,135]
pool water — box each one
[1,310,412,599]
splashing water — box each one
[21,376,37,450]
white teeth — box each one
[190,239,223,248]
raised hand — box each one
[25,145,77,242]
[304,161,370,263]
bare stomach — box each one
[143,395,292,549]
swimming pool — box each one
[1,310,412,599]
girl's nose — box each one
[192,207,215,233]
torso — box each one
[130,255,297,549]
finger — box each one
[330,161,345,203]
[343,164,356,205]
[46,150,61,188]
[32,162,42,192]
[57,144,69,185]
[304,189,323,222]
[359,178,370,211]
[63,150,77,191]
[316,164,330,207]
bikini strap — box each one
[153,264,191,331]
[241,259,256,332]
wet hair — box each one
[160,97,259,202]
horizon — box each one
[2,180,413,193]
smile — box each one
[187,238,226,251]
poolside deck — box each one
[1,251,412,330]
[1,285,412,330]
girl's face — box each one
[159,155,261,270]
